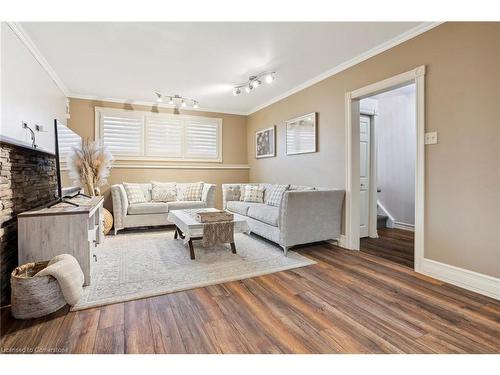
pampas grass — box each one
[67,139,113,196]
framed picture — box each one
[286,112,317,155]
[255,126,276,158]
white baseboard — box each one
[393,222,415,232]
[420,258,499,300]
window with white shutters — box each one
[185,121,219,159]
[96,108,222,162]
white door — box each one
[359,115,371,238]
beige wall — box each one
[66,98,249,209]
[247,22,500,277]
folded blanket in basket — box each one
[203,221,234,247]
[35,254,84,306]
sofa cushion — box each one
[226,201,260,216]
[123,183,147,204]
[167,201,206,211]
[151,182,177,202]
[177,182,204,201]
[265,184,289,206]
[242,185,265,203]
[128,202,169,215]
[247,203,280,227]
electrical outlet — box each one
[425,131,438,145]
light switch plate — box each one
[425,131,438,145]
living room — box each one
[1,0,499,370]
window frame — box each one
[95,107,223,163]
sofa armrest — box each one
[279,189,345,247]
[202,183,216,208]
[111,184,129,231]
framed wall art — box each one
[286,112,317,155]
[255,126,276,158]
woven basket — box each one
[103,208,113,235]
[10,261,67,319]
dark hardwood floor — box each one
[361,228,414,268]
[1,241,499,354]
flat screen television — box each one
[50,119,86,207]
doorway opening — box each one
[359,84,416,268]
[343,66,425,272]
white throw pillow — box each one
[123,183,147,204]
[151,182,177,202]
[265,184,289,206]
[242,185,265,203]
[180,182,204,201]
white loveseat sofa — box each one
[222,183,345,255]
[111,182,215,234]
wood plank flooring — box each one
[361,228,415,268]
[1,241,498,354]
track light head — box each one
[181,99,187,108]
[233,87,241,96]
[251,79,261,89]
[265,73,275,84]
[156,92,163,103]
[245,85,252,93]
[193,101,199,109]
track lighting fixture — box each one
[154,93,199,109]
[232,71,276,97]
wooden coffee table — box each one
[167,208,250,260]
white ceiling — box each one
[21,22,434,115]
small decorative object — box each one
[255,126,276,158]
[11,261,67,319]
[195,210,234,223]
[286,112,317,155]
[103,208,113,235]
[67,139,113,196]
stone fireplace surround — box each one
[0,142,57,306]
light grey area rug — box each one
[72,229,315,310]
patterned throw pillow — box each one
[265,184,290,206]
[151,182,177,202]
[181,182,204,201]
[242,185,265,203]
[123,183,147,204]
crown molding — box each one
[68,93,248,116]
[247,22,443,115]
[7,22,70,97]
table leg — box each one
[174,226,178,239]
[188,239,195,260]
[230,242,237,254]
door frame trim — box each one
[344,65,426,272]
